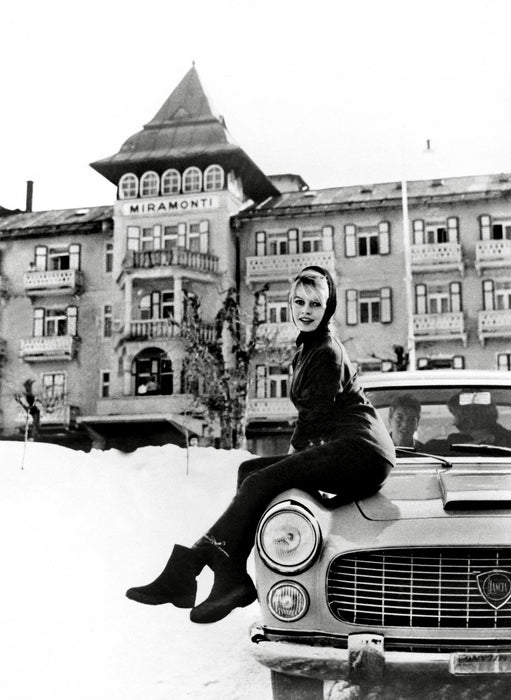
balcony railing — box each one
[20,335,79,361]
[245,251,336,283]
[478,309,511,345]
[95,394,194,417]
[248,397,297,420]
[410,243,463,273]
[123,248,219,274]
[23,269,84,296]
[257,322,297,345]
[475,240,511,275]
[17,403,80,429]
[124,318,216,344]
[413,312,466,345]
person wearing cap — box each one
[126,266,395,624]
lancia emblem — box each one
[476,570,511,609]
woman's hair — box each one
[290,271,330,307]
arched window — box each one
[119,173,138,199]
[140,171,160,197]
[161,169,181,195]
[182,166,202,193]
[204,164,224,191]
[134,348,173,395]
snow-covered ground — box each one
[0,441,271,700]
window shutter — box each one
[345,225,356,257]
[178,223,187,248]
[346,289,358,325]
[287,229,298,255]
[69,243,81,270]
[66,306,78,336]
[35,246,48,271]
[480,215,491,241]
[447,217,459,243]
[412,220,425,245]
[378,222,390,255]
[151,291,160,319]
[452,355,465,369]
[483,279,495,310]
[33,308,44,337]
[127,226,140,252]
[322,226,333,252]
[255,365,267,398]
[380,287,392,323]
[415,284,427,314]
[449,281,462,312]
[497,353,510,371]
[255,231,266,256]
[199,221,209,253]
[153,225,162,250]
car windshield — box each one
[364,384,511,457]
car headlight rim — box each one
[256,501,322,574]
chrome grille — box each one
[327,548,511,628]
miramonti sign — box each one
[122,195,219,216]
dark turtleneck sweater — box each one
[289,326,394,460]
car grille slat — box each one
[327,548,511,628]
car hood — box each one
[357,459,511,521]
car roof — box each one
[359,369,511,389]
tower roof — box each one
[90,66,278,202]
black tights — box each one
[205,440,393,564]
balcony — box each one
[123,249,219,276]
[17,403,80,429]
[23,269,84,296]
[475,240,511,275]
[121,319,216,344]
[413,312,467,345]
[257,322,297,346]
[248,397,297,420]
[245,251,336,284]
[410,243,464,274]
[20,335,79,362]
[95,393,194,417]
[478,309,511,345]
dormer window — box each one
[204,165,224,191]
[161,169,181,195]
[140,171,160,198]
[182,167,202,193]
[119,173,138,199]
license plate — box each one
[450,652,511,675]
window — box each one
[188,223,201,252]
[346,288,392,325]
[269,366,289,398]
[33,306,78,337]
[498,353,511,371]
[105,243,113,273]
[42,373,66,407]
[415,282,462,314]
[482,279,511,311]
[119,173,138,199]
[139,291,174,320]
[163,225,179,249]
[161,291,175,319]
[140,227,155,251]
[103,305,112,337]
[182,167,202,193]
[345,222,390,257]
[100,370,111,397]
[480,215,511,241]
[413,218,458,244]
[134,348,173,395]
[204,165,224,191]
[302,230,322,253]
[161,169,181,195]
[268,232,290,256]
[417,356,465,370]
[34,244,81,271]
[267,299,289,324]
[140,171,159,198]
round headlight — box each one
[257,503,321,574]
[268,581,309,621]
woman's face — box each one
[291,282,327,333]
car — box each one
[249,370,511,699]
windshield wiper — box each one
[395,446,453,469]
[450,443,511,457]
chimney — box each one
[25,180,33,213]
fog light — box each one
[267,581,309,621]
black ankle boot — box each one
[189,535,257,624]
[126,544,205,607]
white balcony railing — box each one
[478,309,511,345]
[475,240,511,275]
[23,269,83,295]
[248,397,297,420]
[410,243,463,272]
[257,322,297,345]
[124,319,216,343]
[20,335,78,361]
[17,404,80,428]
[246,251,336,283]
[413,312,466,345]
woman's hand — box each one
[287,444,296,455]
